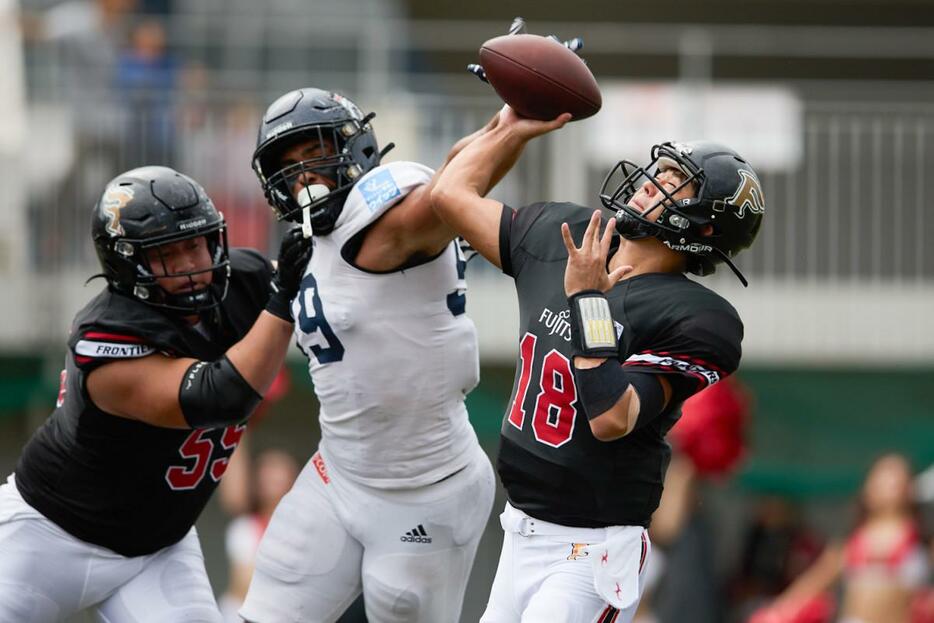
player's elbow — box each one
[429,183,456,216]
[430,179,477,217]
[588,410,634,442]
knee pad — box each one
[0,583,63,623]
[362,573,421,622]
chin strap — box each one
[377,143,395,163]
[614,209,658,241]
[712,249,749,287]
[615,209,750,287]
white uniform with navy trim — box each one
[294,161,480,488]
[242,161,495,623]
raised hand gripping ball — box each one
[479,34,602,121]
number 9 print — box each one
[295,273,345,364]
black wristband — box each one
[265,281,295,322]
[567,290,618,358]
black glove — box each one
[266,226,313,322]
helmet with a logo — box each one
[91,166,230,312]
[600,141,765,285]
[253,88,390,235]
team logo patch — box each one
[400,524,432,544]
[312,452,330,484]
[102,186,134,237]
[664,241,714,254]
[538,307,572,342]
[358,169,401,213]
[669,141,693,156]
[724,169,766,219]
[178,217,208,231]
[75,339,154,359]
[567,542,590,560]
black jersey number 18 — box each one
[507,332,578,448]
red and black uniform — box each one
[14,249,272,557]
[497,202,743,529]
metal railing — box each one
[6,3,934,362]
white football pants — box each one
[480,503,651,623]
[240,442,495,623]
[0,475,221,623]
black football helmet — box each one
[252,88,391,235]
[91,166,230,312]
[600,141,765,286]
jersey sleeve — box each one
[228,247,275,316]
[230,248,274,285]
[69,329,159,372]
[499,202,594,278]
[623,309,743,396]
[332,161,434,247]
[499,202,543,277]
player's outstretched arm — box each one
[86,229,312,429]
[431,106,570,267]
[354,111,502,272]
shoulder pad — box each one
[332,162,434,242]
[68,290,180,370]
[511,202,593,262]
[623,310,742,390]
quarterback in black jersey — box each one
[432,107,764,623]
[0,166,311,622]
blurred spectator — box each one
[730,496,826,621]
[911,465,934,623]
[635,376,754,623]
[635,454,721,623]
[115,18,179,167]
[669,375,751,479]
[177,95,272,254]
[23,0,135,268]
[214,100,272,252]
[751,453,930,623]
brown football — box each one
[479,34,602,121]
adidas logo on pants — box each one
[400,524,433,543]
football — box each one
[479,34,602,121]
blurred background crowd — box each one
[0,0,931,621]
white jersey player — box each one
[241,88,501,623]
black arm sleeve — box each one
[178,356,263,429]
[573,362,666,426]
[628,371,713,432]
